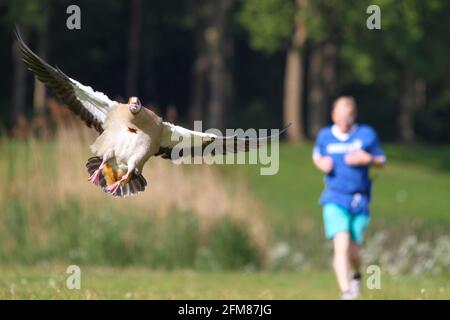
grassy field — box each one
[232,143,450,227]
[0,130,449,299]
[1,265,448,299]
[225,143,450,273]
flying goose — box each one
[16,31,288,197]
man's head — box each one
[331,96,357,132]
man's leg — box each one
[348,214,370,297]
[349,241,361,274]
[349,213,370,275]
[349,241,362,296]
[333,231,351,293]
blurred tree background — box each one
[1,0,450,141]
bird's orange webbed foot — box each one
[105,181,121,195]
[105,173,132,196]
[88,169,102,185]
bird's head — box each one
[128,97,142,114]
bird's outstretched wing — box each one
[155,122,290,160]
[15,29,118,133]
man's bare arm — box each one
[313,156,334,174]
[345,150,385,168]
[371,155,386,168]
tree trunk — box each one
[283,0,308,142]
[126,0,143,97]
[398,69,416,143]
[321,40,337,96]
[33,14,49,114]
[206,0,234,130]
[189,1,208,123]
[307,40,337,138]
[12,27,29,127]
[307,44,325,138]
[190,37,208,123]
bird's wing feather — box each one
[15,29,117,133]
[155,122,290,160]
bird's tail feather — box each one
[86,156,147,197]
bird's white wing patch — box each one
[159,122,217,148]
[156,122,290,160]
[70,78,118,124]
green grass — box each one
[231,143,450,226]
[1,140,450,299]
[223,142,450,271]
[1,265,448,299]
[224,142,450,247]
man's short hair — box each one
[332,96,357,111]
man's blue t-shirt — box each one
[313,124,385,215]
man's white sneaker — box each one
[340,290,358,300]
[349,273,362,298]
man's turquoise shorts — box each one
[322,203,370,244]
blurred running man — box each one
[312,96,386,299]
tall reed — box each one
[0,115,271,268]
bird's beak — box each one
[128,97,142,114]
[128,104,141,114]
